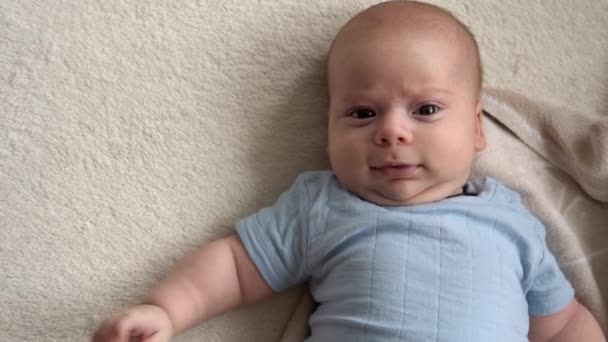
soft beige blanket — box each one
[478,90,608,327]
[2,0,607,341]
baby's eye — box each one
[414,104,440,116]
[350,108,376,119]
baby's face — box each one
[327,32,486,206]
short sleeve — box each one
[526,223,575,316]
[236,174,313,292]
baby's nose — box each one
[373,113,414,146]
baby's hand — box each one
[92,304,173,342]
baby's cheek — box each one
[440,143,476,174]
[330,138,365,177]
[331,133,357,153]
[333,143,357,168]
[328,140,350,168]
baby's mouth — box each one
[370,163,421,178]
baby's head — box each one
[326,0,486,206]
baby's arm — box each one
[145,234,273,332]
[529,299,606,342]
[93,234,273,341]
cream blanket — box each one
[478,90,608,327]
[1,0,607,341]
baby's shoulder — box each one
[294,169,334,185]
[476,177,521,203]
[292,170,344,197]
[475,178,531,213]
[473,177,545,233]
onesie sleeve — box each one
[235,173,314,292]
[526,222,575,316]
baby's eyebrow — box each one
[422,88,453,94]
[332,86,455,104]
[401,87,454,97]
[333,94,375,105]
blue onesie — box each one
[236,171,574,341]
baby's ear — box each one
[474,101,487,151]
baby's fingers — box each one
[92,312,149,342]
[93,305,172,342]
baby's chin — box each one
[354,182,464,207]
[362,190,434,207]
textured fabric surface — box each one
[2,0,607,341]
[237,171,574,341]
[476,91,608,327]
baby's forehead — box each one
[328,2,482,95]
[328,26,474,80]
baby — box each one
[93,1,605,341]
